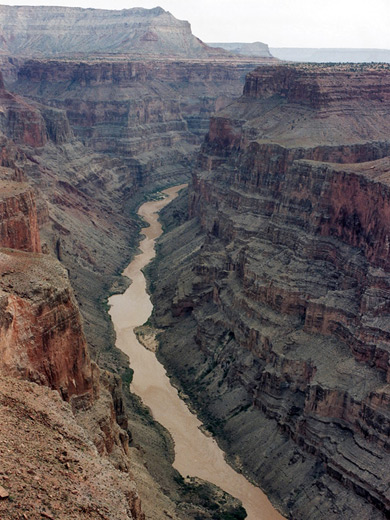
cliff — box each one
[150,64,390,519]
[0,181,41,252]
[0,5,227,58]
[0,248,94,400]
[9,57,267,189]
[0,78,47,147]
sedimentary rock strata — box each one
[150,64,390,519]
[0,5,225,58]
[0,248,93,399]
[9,57,267,189]
[0,181,41,252]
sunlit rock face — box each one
[150,64,390,520]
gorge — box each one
[0,4,389,520]
[109,184,284,520]
[149,63,390,520]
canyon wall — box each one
[0,181,41,252]
[0,55,270,359]
[150,64,390,519]
[0,29,268,517]
[0,184,145,519]
[9,57,267,190]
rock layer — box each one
[0,181,41,252]
[0,248,94,400]
[150,64,390,519]
[0,5,226,58]
[10,57,268,190]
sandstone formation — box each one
[150,64,390,519]
[0,248,94,400]
[0,5,227,58]
[0,181,41,252]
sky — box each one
[1,0,390,48]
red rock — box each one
[0,486,9,499]
[0,181,41,253]
[0,249,94,401]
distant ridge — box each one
[207,41,274,59]
[0,4,227,58]
[271,47,390,63]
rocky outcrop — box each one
[0,376,144,520]
[0,181,41,252]
[0,69,72,146]
[0,248,94,400]
[150,64,390,519]
[0,78,47,147]
[0,237,144,517]
[0,5,228,58]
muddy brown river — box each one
[109,185,285,520]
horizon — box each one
[0,0,389,49]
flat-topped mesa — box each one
[0,249,94,401]
[0,4,227,58]
[243,64,390,106]
[0,181,41,253]
[205,64,390,156]
[208,41,274,59]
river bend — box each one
[108,185,285,520]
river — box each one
[108,185,285,520]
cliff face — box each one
[9,58,266,189]
[0,248,94,400]
[0,181,41,252]
[0,80,47,147]
[0,5,225,58]
[0,178,145,518]
[150,64,390,519]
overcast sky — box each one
[2,0,390,48]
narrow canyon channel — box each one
[109,185,285,520]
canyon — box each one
[0,5,277,520]
[149,64,390,519]
[1,4,389,520]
